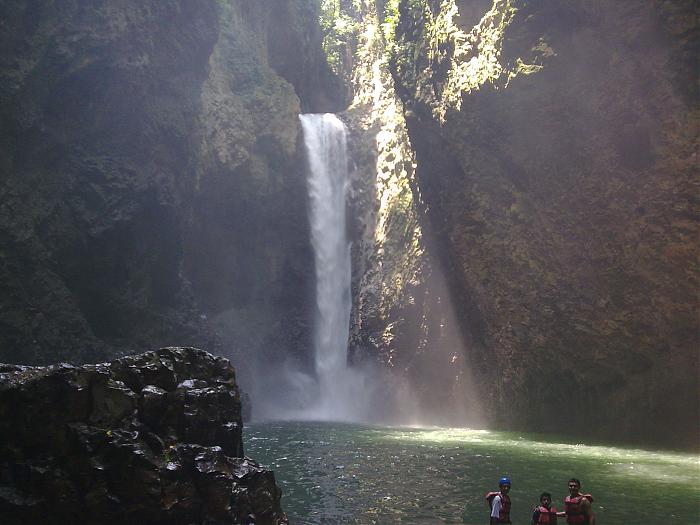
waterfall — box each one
[300,113,361,420]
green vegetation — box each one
[380,0,401,43]
[320,0,359,77]
[319,0,407,81]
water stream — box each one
[298,113,366,421]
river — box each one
[245,421,699,524]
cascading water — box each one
[299,113,365,421]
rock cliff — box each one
[0,0,696,451]
[344,0,483,423]
[0,347,287,524]
[0,1,338,380]
[388,0,699,448]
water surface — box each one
[245,421,700,524]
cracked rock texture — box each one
[0,347,287,525]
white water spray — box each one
[299,113,366,421]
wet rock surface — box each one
[0,347,287,525]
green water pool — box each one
[245,421,700,524]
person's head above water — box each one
[498,477,511,493]
[568,478,581,496]
[539,492,552,507]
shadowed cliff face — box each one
[182,1,318,385]
[391,0,699,448]
[0,1,334,371]
[0,1,221,364]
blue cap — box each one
[499,477,511,486]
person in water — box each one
[558,478,595,525]
[532,492,558,524]
[486,477,512,524]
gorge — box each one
[0,0,698,523]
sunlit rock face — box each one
[342,2,483,425]
[0,347,288,524]
[391,0,699,448]
[0,1,335,369]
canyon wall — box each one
[387,0,699,448]
[0,1,338,381]
[0,0,696,449]
[344,0,482,424]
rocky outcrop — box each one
[0,347,287,524]
[390,0,699,448]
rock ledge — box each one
[0,347,287,524]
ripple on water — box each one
[245,421,700,525]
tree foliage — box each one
[320,0,359,75]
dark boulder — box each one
[0,347,287,525]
